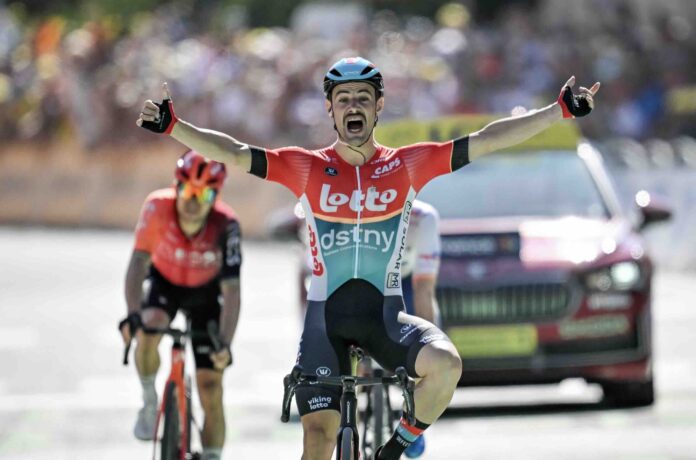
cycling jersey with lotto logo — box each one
[133,188,242,287]
[249,138,468,300]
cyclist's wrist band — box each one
[163,100,178,135]
[557,87,574,119]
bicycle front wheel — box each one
[371,384,385,450]
[160,381,180,460]
[339,426,356,460]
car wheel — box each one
[601,379,655,407]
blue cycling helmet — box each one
[323,57,384,100]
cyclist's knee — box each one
[302,411,339,447]
[135,308,169,349]
[416,340,462,381]
[141,307,170,326]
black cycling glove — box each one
[119,312,143,336]
[557,85,593,119]
[140,98,178,134]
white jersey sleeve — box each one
[401,200,441,279]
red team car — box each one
[418,142,670,407]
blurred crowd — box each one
[1,0,695,150]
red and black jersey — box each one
[133,188,241,287]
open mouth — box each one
[346,116,365,134]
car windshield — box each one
[418,150,609,219]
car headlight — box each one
[584,261,642,291]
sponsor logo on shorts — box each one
[325,167,338,176]
[419,333,445,345]
[308,396,332,411]
[195,345,212,354]
[316,366,332,377]
[399,325,419,343]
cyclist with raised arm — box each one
[118,150,242,460]
[137,57,599,460]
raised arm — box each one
[468,76,600,161]
[136,83,252,171]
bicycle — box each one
[123,319,222,460]
[360,360,399,460]
[281,345,416,460]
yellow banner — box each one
[447,325,538,358]
[375,114,580,150]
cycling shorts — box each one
[142,267,221,370]
[294,278,449,416]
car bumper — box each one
[450,303,652,387]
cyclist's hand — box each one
[557,76,601,119]
[210,348,232,371]
[136,82,178,134]
[118,312,142,344]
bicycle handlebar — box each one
[280,365,416,425]
[122,320,223,366]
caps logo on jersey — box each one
[371,157,402,178]
[325,167,338,176]
[319,184,397,213]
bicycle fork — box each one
[337,376,359,460]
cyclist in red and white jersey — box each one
[136,57,599,460]
[119,150,241,460]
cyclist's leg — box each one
[132,307,171,440]
[196,369,224,458]
[301,411,340,460]
[133,273,177,440]
[136,270,178,377]
[135,307,170,376]
[367,297,461,459]
[412,335,461,422]
[189,296,226,458]
[295,298,347,460]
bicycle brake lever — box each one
[281,365,307,422]
[394,367,416,425]
[281,386,293,422]
[291,365,304,383]
[404,379,416,425]
[123,339,132,366]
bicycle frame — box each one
[123,320,222,460]
[360,362,396,460]
[152,334,190,460]
[280,346,416,460]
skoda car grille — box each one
[437,283,571,323]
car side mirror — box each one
[635,190,672,230]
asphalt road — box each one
[0,228,695,459]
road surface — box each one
[0,228,694,459]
